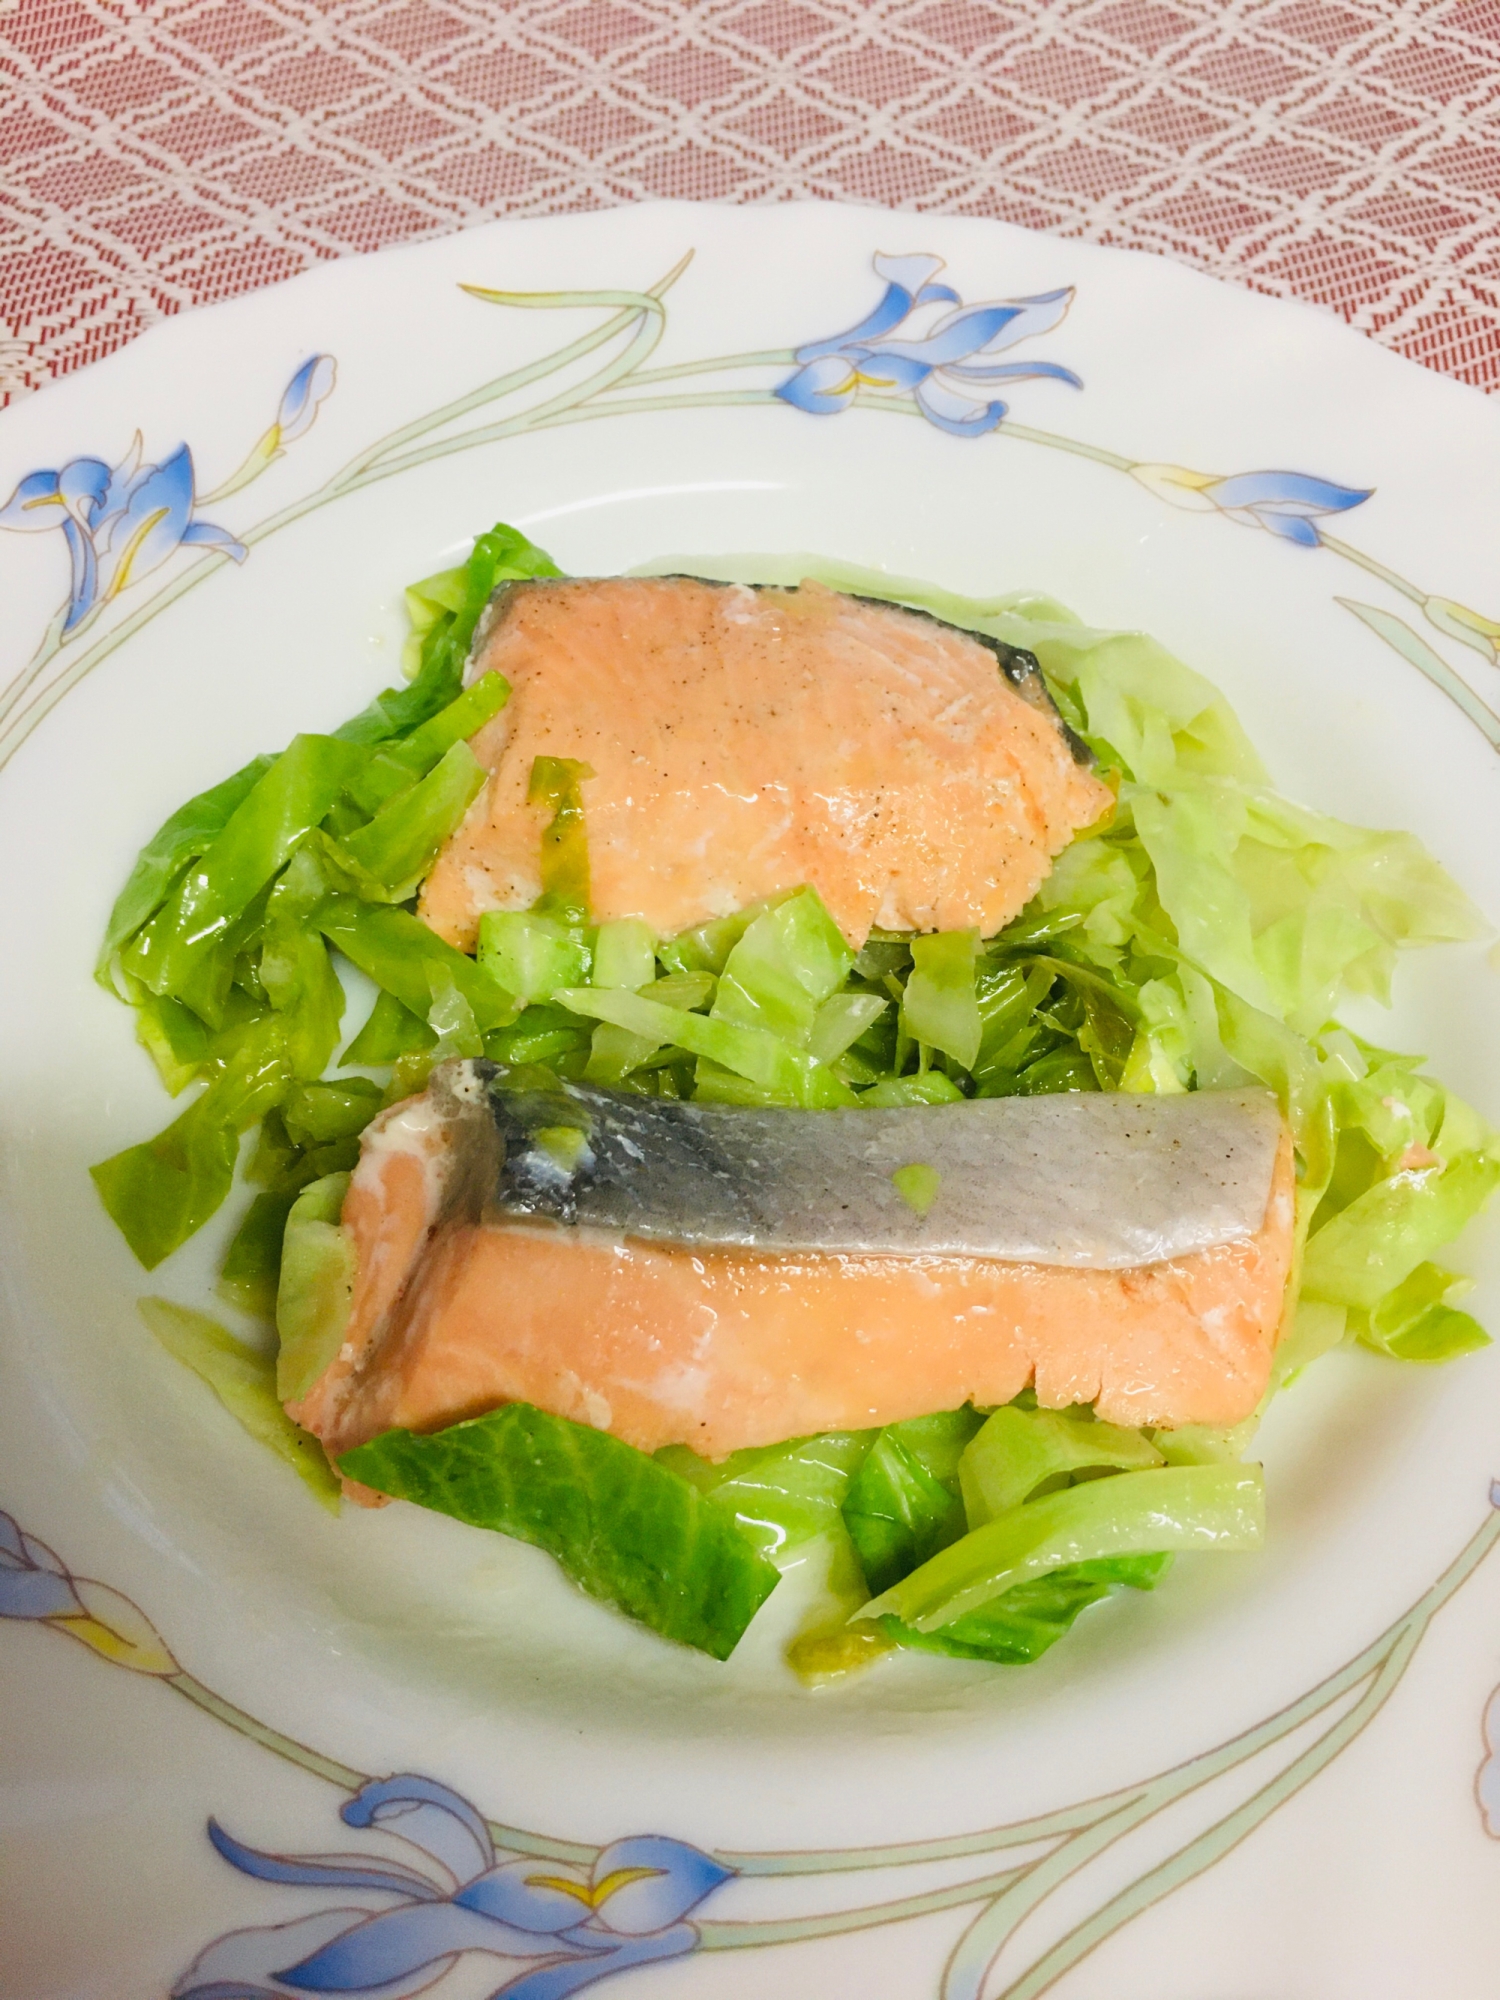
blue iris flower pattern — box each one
[1130,462,1372,546]
[777,251,1081,437]
[174,1773,732,2000]
[275,355,337,448]
[0,437,245,633]
[1196,469,1373,546]
[0,354,336,636]
[0,1507,85,1621]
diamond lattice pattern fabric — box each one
[1,0,1497,403]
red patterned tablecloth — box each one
[2,0,1497,407]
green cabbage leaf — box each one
[341,1404,780,1659]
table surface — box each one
[2,0,1497,406]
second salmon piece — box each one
[419,576,1113,950]
[288,1063,1297,1470]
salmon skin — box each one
[461,1060,1283,1267]
[418,576,1114,950]
[289,1062,1297,1465]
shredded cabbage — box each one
[98,531,1496,1672]
[275,1172,355,1403]
[960,1406,1163,1525]
[858,1463,1266,1633]
[342,1403,779,1659]
[139,1297,339,1511]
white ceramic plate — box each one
[3,202,1500,2000]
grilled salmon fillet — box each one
[418,576,1112,951]
[289,1067,1297,1469]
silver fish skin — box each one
[438,1061,1285,1270]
